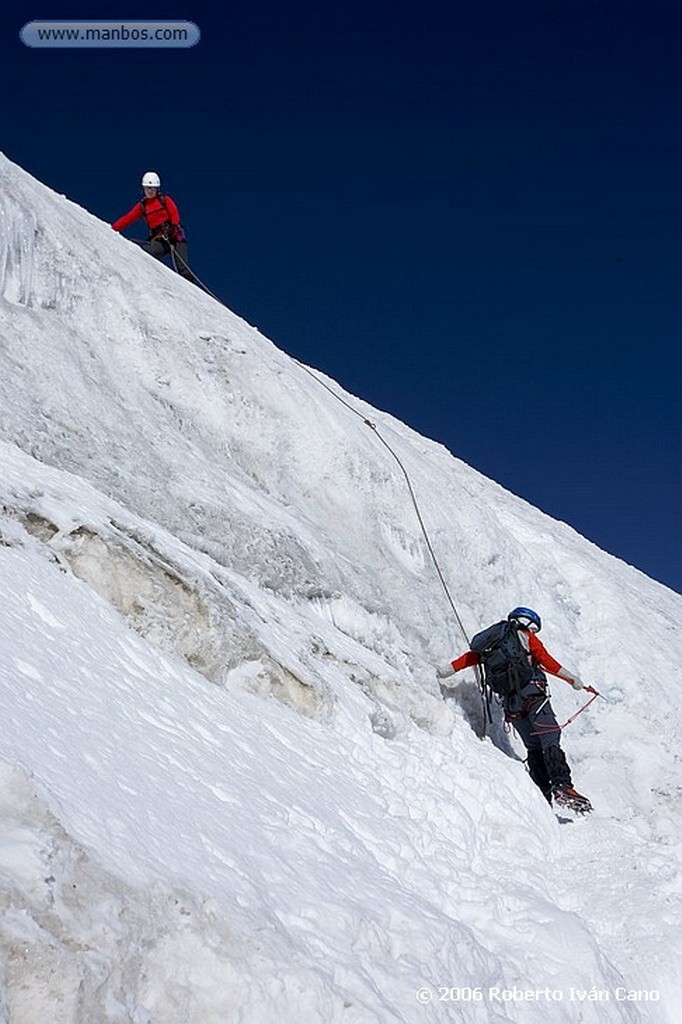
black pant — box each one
[507,686,573,801]
[138,238,199,285]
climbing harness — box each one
[531,695,551,718]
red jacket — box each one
[112,194,182,239]
[451,630,564,678]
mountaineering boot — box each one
[541,745,592,812]
[552,784,593,815]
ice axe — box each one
[532,684,605,734]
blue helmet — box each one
[508,606,542,632]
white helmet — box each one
[141,171,161,189]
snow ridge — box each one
[1,151,681,1023]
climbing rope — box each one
[293,363,471,635]
[166,251,488,727]
[131,232,602,740]
[169,245,219,298]
[290,360,489,729]
[291,363,471,633]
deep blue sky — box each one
[2,1,680,593]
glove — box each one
[436,662,456,679]
[570,676,584,691]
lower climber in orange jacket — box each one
[438,607,593,814]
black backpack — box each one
[469,620,534,698]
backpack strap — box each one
[141,193,169,214]
[140,193,177,242]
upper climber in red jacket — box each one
[112,170,197,285]
[112,191,183,239]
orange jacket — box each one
[451,630,563,677]
[112,194,182,238]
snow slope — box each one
[1,151,681,1023]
